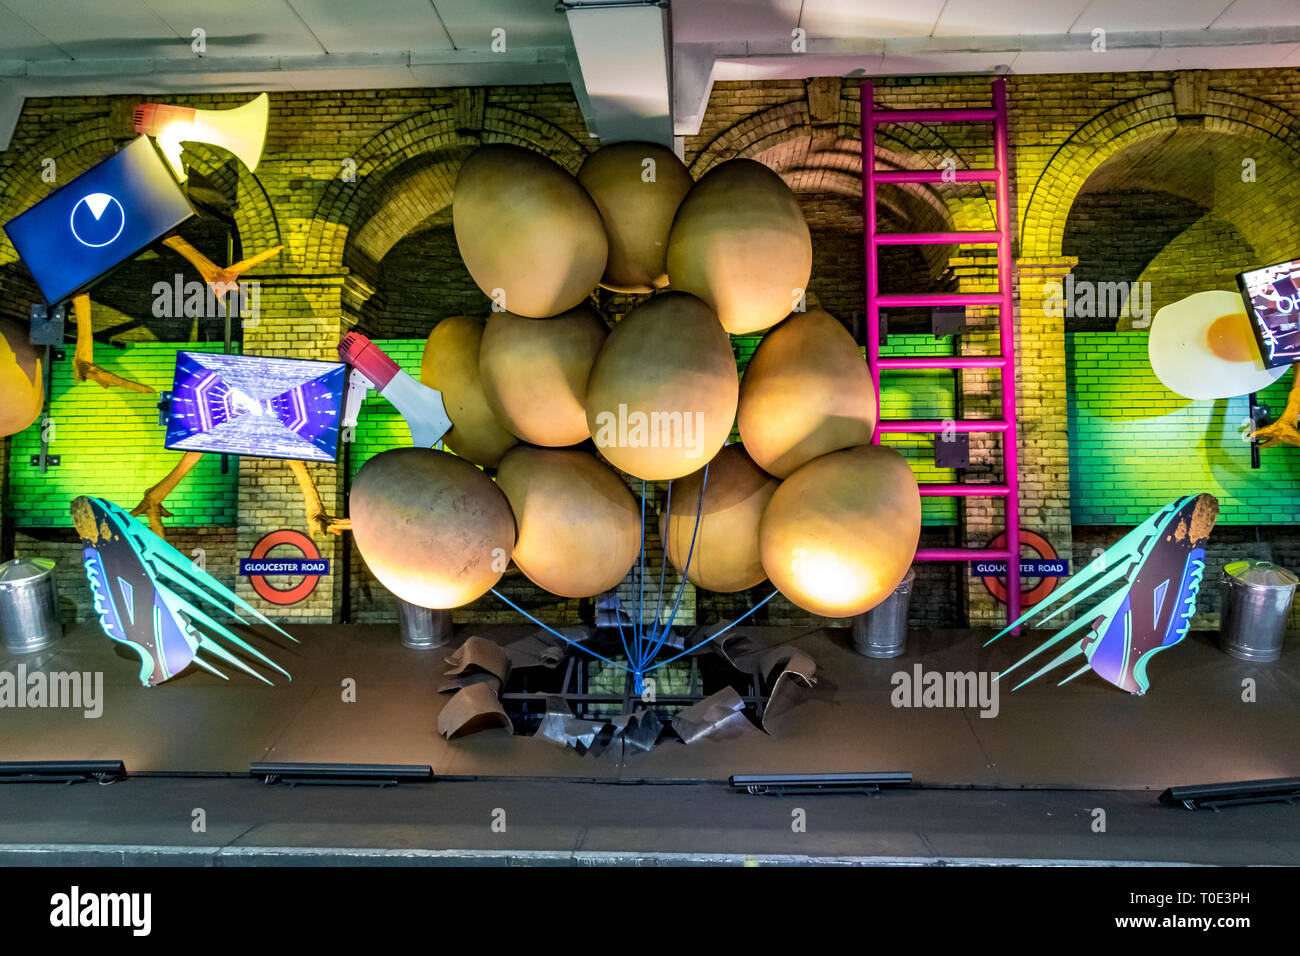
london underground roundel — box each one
[69,192,126,248]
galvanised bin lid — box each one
[0,557,55,587]
[1223,560,1299,589]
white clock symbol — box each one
[70,192,126,248]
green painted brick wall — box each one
[877,334,959,527]
[7,342,239,528]
[347,338,426,476]
[1067,332,1300,524]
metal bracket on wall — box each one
[935,432,970,469]
[931,306,966,338]
[28,302,65,346]
[29,455,59,469]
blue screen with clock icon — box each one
[3,135,194,307]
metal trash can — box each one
[0,557,61,654]
[397,598,453,650]
[1219,560,1297,663]
[851,568,915,659]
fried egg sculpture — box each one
[1148,291,1286,400]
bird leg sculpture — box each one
[71,295,155,393]
[1251,363,1300,448]
[289,460,351,537]
[131,451,204,539]
[133,239,348,538]
[133,456,350,539]
[162,235,284,299]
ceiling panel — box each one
[432,0,573,50]
[0,3,72,59]
[1210,0,1300,29]
[143,0,326,58]
[933,0,1091,36]
[801,0,949,38]
[1008,48,1157,73]
[1067,0,1234,33]
[1143,42,1300,70]
[670,0,804,44]
[290,0,454,53]
[1,0,197,59]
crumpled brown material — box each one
[502,628,575,669]
[437,681,512,739]
[717,634,818,733]
[444,635,511,683]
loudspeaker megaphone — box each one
[133,93,269,182]
[338,332,453,450]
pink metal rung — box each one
[862,77,1022,630]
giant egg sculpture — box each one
[759,445,920,618]
[660,444,779,593]
[738,308,876,477]
[421,315,518,467]
[0,318,42,438]
[666,158,812,335]
[479,305,608,447]
[584,292,738,481]
[495,445,640,598]
[453,144,608,318]
[578,141,693,294]
[350,448,516,609]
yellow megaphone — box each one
[132,93,269,182]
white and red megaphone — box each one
[133,93,270,182]
[338,332,452,449]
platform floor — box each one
[2,776,1297,866]
[2,621,1298,790]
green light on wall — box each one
[7,342,239,529]
[1067,332,1300,525]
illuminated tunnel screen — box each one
[165,351,346,462]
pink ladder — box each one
[861,77,1022,630]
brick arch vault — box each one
[1020,87,1300,261]
[306,104,589,324]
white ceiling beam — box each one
[672,24,1300,135]
[0,48,573,150]
[561,0,672,145]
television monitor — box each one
[2,135,194,307]
[165,351,346,462]
[1237,257,1300,369]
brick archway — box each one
[1021,87,1300,260]
[306,104,589,318]
[689,98,1002,283]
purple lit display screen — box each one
[1237,257,1300,369]
[165,351,346,462]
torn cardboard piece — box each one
[671,686,754,743]
[533,695,574,747]
[503,628,577,669]
[444,634,511,684]
[623,709,662,752]
[437,672,502,695]
[437,681,513,739]
[762,648,817,734]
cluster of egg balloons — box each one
[350,141,922,619]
